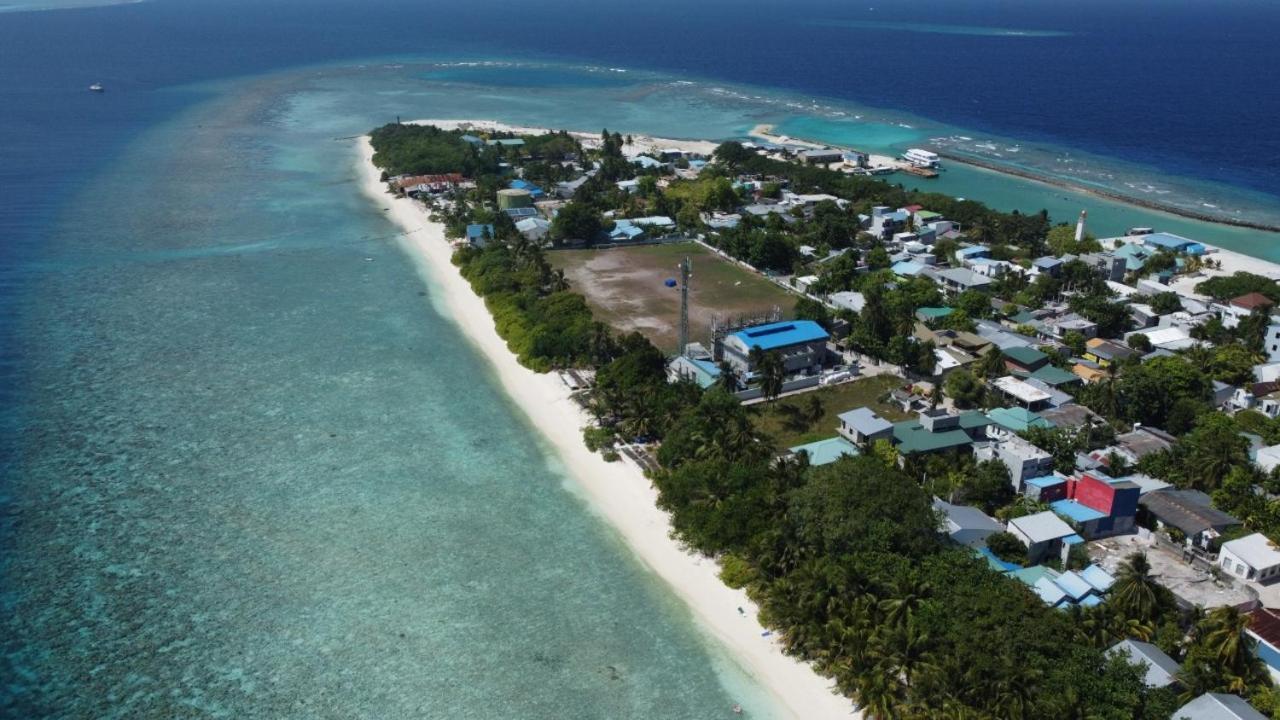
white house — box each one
[1008,511,1079,564]
[1219,533,1280,584]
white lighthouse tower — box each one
[1074,210,1088,243]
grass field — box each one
[550,242,797,354]
[750,375,913,449]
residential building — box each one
[1084,338,1136,366]
[1266,324,1280,363]
[1107,639,1180,688]
[719,320,830,377]
[985,406,1055,437]
[935,267,994,294]
[933,498,1003,548]
[991,376,1054,410]
[788,437,859,466]
[1247,608,1280,682]
[891,409,992,457]
[1174,693,1267,720]
[514,217,551,242]
[1111,425,1177,463]
[1256,444,1280,474]
[1050,472,1140,539]
[1219,533,1280,583]
[973,436,1054,492]
[837,407,895,446]
[1139,488,1241,549]
[1007,511,1082,564]
[1002,346,1050,373]
[829,291,865,314]
[1009,563,1114,608]
[1036,403,1100,430]
[1032,256,1063,277]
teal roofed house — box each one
[915,306,954,323]
[987,406,1055,434]
[1111,242,1152,271]
[789,437,859,466]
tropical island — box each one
[362,119,1280,719]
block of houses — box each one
[515,217,551,242]
[933,498,1003,548]
[1138,488,1241,549]
[891,409,992,457]
[1008,510,1082,564]
[719,320,830,378]
[1049,473,1140,539]
[837,407,895,446]
[1107,639,1181,688]
[1175,693,1268,720]
[1219,533,1280,584]
[788,437,860,466]
[1009,563,1114,608]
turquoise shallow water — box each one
[1,67,782,718]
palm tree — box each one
[716,361,741,393]
[1109,552,1161,623]
[856,670,905,720]
[879,578,933,630]
[754,350,785,403]
[1199,606,1256,675]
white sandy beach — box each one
[356,137,855,719]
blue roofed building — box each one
[508,178,545,199]
[986,406,1055,436]
[486,137,526,147]
[838,407,895,446]
[719,320,830,377]
[891,260,928,278]
[1138,231,1204,255]
[1009,563,1115,608]
[892,409,991,457]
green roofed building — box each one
[789,437,860,466]
[1027,364,1083,388]
[1002,345,1050,371]
[891,409,991,456]
[987,406,1056,434]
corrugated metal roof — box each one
[729,320,829,351]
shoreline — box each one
[747,124,1280,234]
[355,136,855,719]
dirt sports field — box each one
[550,242,798,354]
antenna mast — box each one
[678,256,691,356]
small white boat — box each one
[89,83,104,92]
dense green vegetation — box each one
[1196,271,1280,304]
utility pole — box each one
[678,256,691,356]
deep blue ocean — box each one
[2,0,1279,717]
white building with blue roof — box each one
[719,320,830,377]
